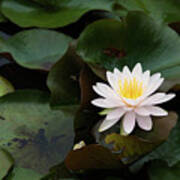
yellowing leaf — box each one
[0,76,14,97]
[105,133,156,163]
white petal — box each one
[99,118,120,132]
[150,73,161,81]
[144,78,164,97]
[106,71,118,90]
[142,70,150,87]
[122,66,132,78]
[140,93,175,106]
[122,111,136,134]
[143,73,162,95]
[135,107,151,116]
[148,73,161,88]
[123,106,133,111]
[136,115,152,131]
[140,93,166,106]
[106,108,126,120]
[145,106,168,116]
[114,68,121,77]
[143,70,150,79]
[91,98,123,108]
[152,93,175,105]
[132,63,142,76]
[122,97,137,106]
[93,83,117,99]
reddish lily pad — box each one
[65,144,123,171]
[135,112,178,143]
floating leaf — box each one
[104,133,156,164]
[77,12,180,89]
[160,79,180,92]
[6,167,42,180]
[0,13,6,23]
[41,163,79,180]
[79,65,100,106]
[0,148,14,179]
[0,75,14,96]
[131,114,180,172]
[116,0,180,24]
[47,46,82,109]
[0,29,72,70]
[135,112,178,143]
[65,144,123,171]
[0,90,75,174]
[147,161,180,180]
[1,0,113,28]
[74,66,101,144]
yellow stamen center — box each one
[117,77,144,99]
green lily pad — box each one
[147,161,180,180]
[131,113,180,172]
[0,75,14,97]
[77,12,180,89]
[115,0,180,24]
[0,13,6,23]
[6,167,42,180]
[47,46,82,108]
[0,149,14,179]
[0,90,75,174]
[0,29,72,70]
[1,0,113,28]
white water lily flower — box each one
[91,63,175,135]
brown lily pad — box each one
[65,144,124,171]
